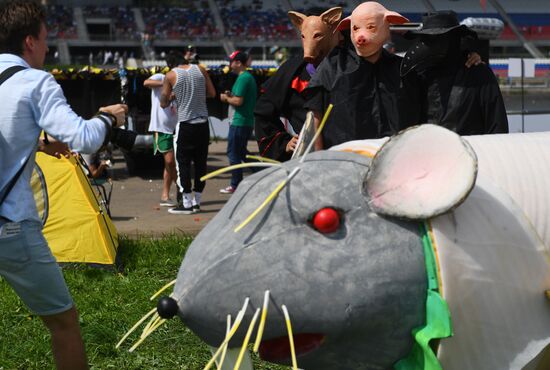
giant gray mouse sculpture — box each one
[153,125,550,370]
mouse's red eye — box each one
[312,208,341,233]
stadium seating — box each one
[43,0,550,45]
[47,5,77,39]
[83,6,137,40]
[142,6,219,40]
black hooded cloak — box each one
[303,46,404,149]
[254,56,313,161]
[400,32,509,135]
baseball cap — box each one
[228,50,248,64]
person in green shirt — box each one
[220,50,258,194]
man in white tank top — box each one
[160,51,216,214]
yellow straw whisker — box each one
[216,315,232,370]
[234,308,261,370]
[141,315,162,339]
[149,279,177,301]
[140,313,160,339]
[204,298,250,370]
[282,305,299,370]
[300,103,333,163]
[129,318,167,353]
[245,155,281,164]
[116,307,156,349]
[200,163,281,182]
[234,167,300,232]
[253,290,270,353]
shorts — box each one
[0,219,73,316]
[153,132,174,154]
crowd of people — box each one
[41,0,550,44]
[46,4,77,39]
[220,5,296,40]
[142,7,219,40]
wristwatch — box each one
[97,111,117,127]
[95,111,115,148]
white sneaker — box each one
[192,192,202,213]
[168,205,194,215]
[160,198,177,207]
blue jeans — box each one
[0,219,73,315]
[227,125,253,188]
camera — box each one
[97,111,137,151]
[110,127,137,151]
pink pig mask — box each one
[337,2,408,59]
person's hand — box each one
[38,139,71,158]
[99,159,112,168]
[314,136,324,151]
[169,92,176,101]
[99,104,128,127]
[220,93,228,103]
[465,52,484,68]
[285,135,299,153]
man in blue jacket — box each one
[0,1,127,369]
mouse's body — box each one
[168,126,550,370]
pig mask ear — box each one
[364,124,478,220]
[288,11,307,31]
[335,16,351,33]
[384,10,409,25]
[320,7,343,27]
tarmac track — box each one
[109,140,258,237]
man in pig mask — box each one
[399,11,509,134]
[304,2,410,149]
[254,7,342,161]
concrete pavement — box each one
[108,140,259,236]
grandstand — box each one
[41,0,550,66]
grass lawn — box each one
[0,236,287,370]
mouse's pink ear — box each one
[364,124,477,220]
[385,10,409,25]
[335,15,351,33]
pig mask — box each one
[288,7,343,66]
[337,2,408,59]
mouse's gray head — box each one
[165,125,477,369]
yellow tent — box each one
[31,152,119,266]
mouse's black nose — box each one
[157,296,179,319]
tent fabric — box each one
[433,132,550,369]
[32,152,118,266]
[463,132,550,252]
[432,176,550,370]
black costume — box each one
[400,58,509,135]
[304,46,404,149]
[399,10,508,135]
[254,56,313,161]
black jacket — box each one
[400,58,509,135]
[304,47,404,149]
[254,56,312,161]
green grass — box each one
[0,235,287,370]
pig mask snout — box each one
[355,34,367,45]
